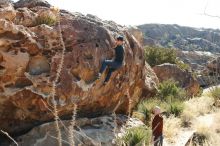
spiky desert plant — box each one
[50,9,66,146]
[68,104,77,146]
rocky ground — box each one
[2,115,145,146]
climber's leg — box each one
[104,61,122,83]
[104,68,115,83]
[99,60,122,83]
[99,60,114,73]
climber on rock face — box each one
[98,36,124,84]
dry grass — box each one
[184,96,214,117]
[163,90,217,145]
[191,122,212,146]
[194,123,211,140]
[213,111,220,133]
[189,110,220,145]
[210,87,220,100]
[210,111,220,145]
[180,109,195,127]
[35,15,57,26]
[179,94,214,129]
[163,116,181,143]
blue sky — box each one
[14,0,220,29]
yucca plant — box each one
[118,126,151,146]
[168,101,184,117]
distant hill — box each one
[138,24,220,53]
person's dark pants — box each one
[99,60,122,82]
[154,135,163,146]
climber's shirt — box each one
[114,45,124,64]
[152,114,163,141]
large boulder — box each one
[153,63,200,96]
[0,1,158,138]
[128,26,144,46]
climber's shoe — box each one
[92,73,102,87]
[102,82,106,86]
[97,73,102,79]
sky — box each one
[16,0,220,29]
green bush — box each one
[168,101,184,117]
[34,15,57,26]
[144,46,191,72]
[133,80,186,123]
[157,79,187,101]
[210,87,220,101]
[118,126,151,146]
[144,46,176,67]
[134,98,168,124]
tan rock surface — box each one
[153,63,200,96]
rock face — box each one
[153,63,200,96]
[0,0,158,138]
[128,26,144,46]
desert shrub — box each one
[157,79,187,101]
[144,46,191,73]
[210,87,220,102]
[35,15,57,26]
[118,126,151,146]
[144,46,176,67]
[134,98,169,124]
[133,80,186,124]
[167,101,184,117]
